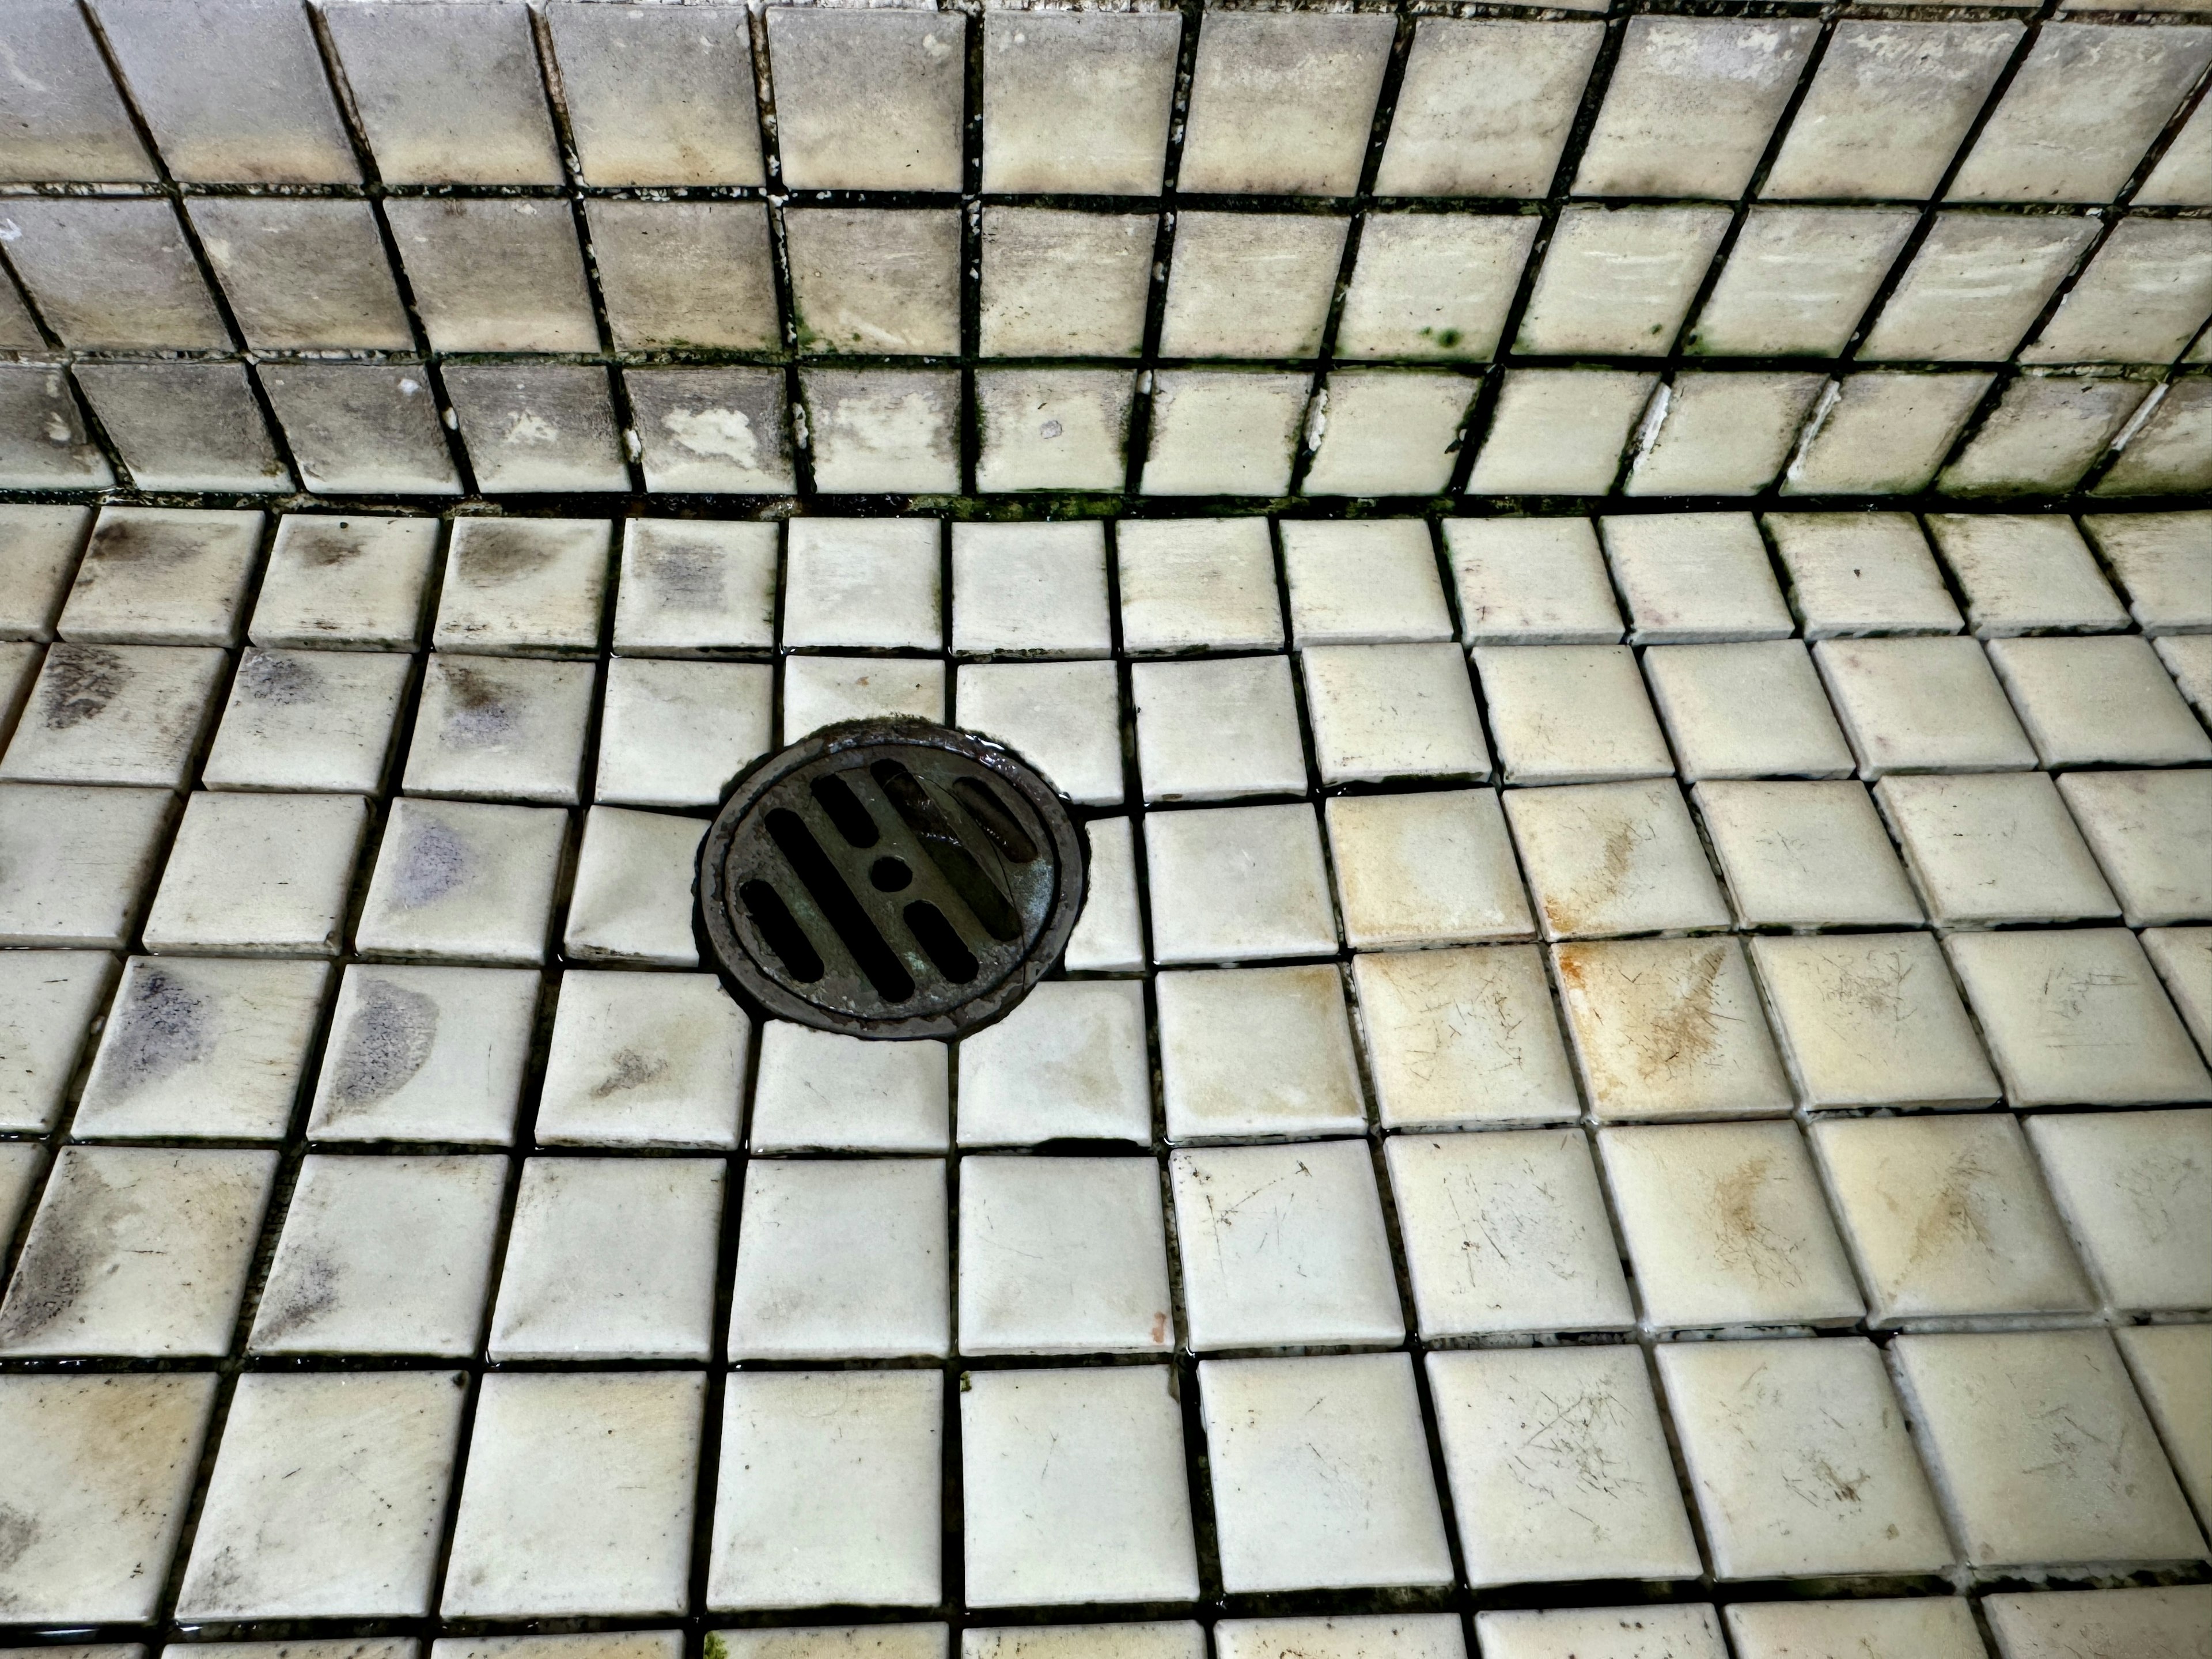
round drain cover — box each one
[698,718,1087,1040]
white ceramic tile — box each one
[1134,656,1305,803]
[958,1156,1173,1356]
[596,659,773,809]
[956,980,1150,1145]
[1724,1598,1985,1659]
[0,1373,215,1621]
[143,791,365,956]
[58,509,263,646]
[1157,965,1363,1142]
[548,2,762,185]
[1625,372,1828,498]
[1893,1330,2206,1568]
[176,1372,463,1618]
[590,202,778,354]
[1938,376,2150,499]
[1876,771,2119,927]
[1784,371,1996,498]
[433,520,611,656]
[563,806,706,968]
[1813,637,2037,776]
[1327,790,1535,950]
[981,12,1180,194]
[1445,518,1624,646]
[722,1632,943,1659]
[1947,927,2211,1107]
[1926,516,2128,639]
[2058,770,2212,928]
[1115,519,1282,654]
[950,522,1111,659]
[1476,1605,1726,1659]
[2027,1109,2212,1312]
[0,642,226,788]
[1160,213,1347,360]
[441,1372,702,1616]
[1862,216,2101,363]
[973,368,1134,492]
[1176,13,1395,195]
[1309,372,1478,493]
[783,520,941,652]
[782,655,947,736]
[1475,646,1672,785]
[2081,512,2212,634]
[355,797,568,965]
[1695,781,1923,929]
[1600,1122,1864,1329]
[1504,781,1732,940]
[979,208,1154,358]
[1065,816,1146,973]
[488,1157,720,1361]
[2144,926,2212,1054]
[0,782,175,948]
[387,205,597,356]
[1466,370,1660,495]
[1574,17,1817,197]
[0,949,114,1132]
[1380,18,1603,190]
[1660,1337,1950,1579]
[1601,514,1792,645]
[535,970,746,1149]
[1763,513,1963,638]
[1516,207,1732,356]
[1335,214,1538,361]
[74,956,328,1139]
[0,505,92,641]
[802,368,963,495]
[2157,635,2212,722]
[1279,521,1449,645]
[308,964,538,1145]
[252,1153,505,1355]
[708,1369,942,1609]
[1302,644,1489,785]
[405,654,594,805]
[612,520,778,655]
[1217,1619,1461,1659]
[1815,1113,2094,1324]
[438,1636,674,1659]
[2027,219,2212,365]
[1687,207,1914,358]
[322,1,560,185]
[1983,1586,2212,1659]
[2118,1325,2212,1521]
[1429,1346,1699,1586]
[766,6,960,188]
[0,1146,275,1355]
[251,516,438,650]
[728,1158,948,1359]
[1353,946,1581,1128]
[1750,933,2000,1111]
[1556,937,1794,1121]
[202,648,411,794]
[961,1367,1198,1607]
[1144,804,1338,964]
[955,661,1124,807]
[1645,643,1854,781]
[1200,1354,1453,1593]
[1388,1130,1633,1336]
[748,1021,949,1153]
[0,640,35,740]
[1171,1139,1403,1350]
[785,207,960,358]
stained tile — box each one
[1378,20,1604,192]
[958,1156,1172,1357]
[1504,781,1732,940]
[981,12,1180,194]
[1176,13,1395,195]
[1158,965,1364,1142]
[0,504,90,640]
[801,368,963,495]
[1476,1606,1726,1659]
[594,659,773,809]
[1335,215,1538,362]
[1445,518,1623,646]
[1303,644,1488,785]
[1695,781,1923,929]
[189,198,414,351]
[766,8,963,191]
[0,1,156,181]
[1927,515,2128,638]
[1327,789,1533,949]
[75,361,290,495]
[961,1367,1198,1607]
[587,202,777,351]
[1556,937,1793,1121]
[627,368,796,495]
[612,521,778,655]
[385,199,596,354]
[143,792,366,955]
[256,363,461,497]
[561,806,706,968]
[308,965,539,1145]
[1750,933,2000,1111]
[1783,372,1995,498]
[1144,804,1338,964]
[1983,1587,2212,1659]
[1764,513,1962,639]
[1474,646,1672,785]
[724,1633,941,1659]
[2157,635,2212,722]
[973,369,1134,493]
[749,1021,948,1153]
[979,209,1154,359]
[2026,1109,2212,1312]
[2056,770,2212,926]
[354,797,569,965]
[1724,1599,1984,1659]
[446,365,629,495]
[535,971,747,1149]
[784,209,960,358]
[2081,512,2212,633]
[782,656,946,735]
[1876,771,2118,927]
[1687,208,1915,358]
[2144,926,2212,1053]
[1573,17,1817,198]
[0,949,113,1132]
[0,782,175,948]
[203,650,411,794]
[2026,219,2212,365]
[785,519,941,652]
[1627,373,1828,498]
[1353,946,1581,1129]
[958,980,1149,1146]
[1467,371,1658,495]
[955,661,1124,807]
[1116,519,1283,654]
[252,1154,505,1355]
[1141,372,1307,497]
[1862,216,2100,364]
[1217,1620,1461,1659]
[323,1,562,185]
[1938,375,2150,499]
[547,3,762,186]
[1065,816,1147,973]
[0,642,227,788]
[1160,214,1347,360]
[728,1158,948,1359]
[1645,643,1853,781]
[943,525,1111,669]
[1388,1131,1633,1336]
[0,364,115,490]
[433,519,611,656]
[1516,207,1732,356]
[0,197,230,350]
[1813,637,2037,776]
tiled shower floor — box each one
[0,501,2209,1659]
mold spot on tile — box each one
[0,1164,120,1344]
[236,650,323,706]
[84,517,200,573]
[590,1046,671,1099]
[291,521,369,567]
[441,664,516,745]
[252,1246,340,1343]
[325,976,440,1111]
[395,820,474,907]
[454,524,555,588]
[104,967,212,1091]
[639,537,728,608]
[40,644,129,729]
[0,1502,37,1570]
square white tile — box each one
[1158,965,1364,1141]
[535,970,747,1149]
[441,1372,702,1616]
[2156,634,2212,723]
[0,1146,276,1355]
[594,658,772,808]
[60,508,264,646]
[957,1156,1173,1355]
[355,797,568,965]
[1751,933,2000,1111]
[1301,643,1489,784]
[1723,1599,1984,1659]
[1,643,227,788]
[1282,521,1453,646]
[956,980,1150,1145]
[1695,780,1922,929]
[0,949,115,1132]
[1990,636,2212,768]
[1115,519,1283,655]
[1601,514,1793,643]
[2118,1325,2212,1522]
[563,806,706,968]
[0,505,92,642]
[1474,645,1673,785]
[960,1366,1198,1607]
[1328,790,1534,950]
[783,518,941,651]
[1643,642,1854,780]
[1159,212,1346,358]
[1430,1345,1699,1586]
[749,1020,949,1152]
[0,783,176,948]
[1354,946,1581,1128]
[74,956,328,1139]
[612,520,778,654]
[1144,804,1338,964]
[2144,925,2212,1054]
[1876,771,2119,927]
[782,654,947,736]
[1199,1354,1452,1592]
[1926,514,2128,638]
[143,791,366,955]
[956,660,1124,806]
[1476,1605,1725,1659]
[1658,1337,1951,1578]
[1555,937,1793,1120]
[1763,512,1963,639]
[980,12,1180,194]
[1813,637,2036,776]
[1600,1121,1864,1329]
[707,1370,941,1610]
[1133,655,1306,802]
[201,647,411,793]
[2026,1109,2212,1312]
[1816,1112,2093,1324]
[728,1158,948,1358]
[433,518,611,656]
[2081,513,2212,634]
[404,654,595,804]
[1065,816,1147,972]
[2058,770,2212,928]
[252,515,439,649]
[1445,518,1623,646]
[252,1153,506,1355]
[1216,1618,1460,1659]
[1983,1587,2212,1659]
[308,964,539,1143]
[951,521,1112,658]
[1389,1130,1633,1336]
[1170,1139,1403,1349]
[1505,781,1732,940]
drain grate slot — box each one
[699,719,1086,1040]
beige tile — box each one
[1722,1597,1985,1659]
[1556,937,1793,1121]
[1751,933,1999,1111]
[1327,790,1533,950]
[2118,1325,2212,1522]
[1695,781,1923,930]
[1877,772,2119,927]
[1158,965,1364,1142]
[1983,1586,2212,1659]
[1505,781,1732,940]
[1353,945,1581,1129]
[2026,1109,2212,1311]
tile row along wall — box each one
[2,0,2211,500]
[0,502,2207,1653]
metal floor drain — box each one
[698,718,1088,1040]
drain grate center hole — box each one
[870,855,914,892]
